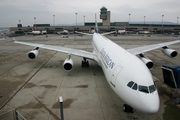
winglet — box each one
[95,14,98,33]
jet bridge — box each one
[161,64,180,89]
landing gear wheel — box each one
[82,61,84,67]
[81,58,89,68]
[87,61,89,67]
[123,104,134,113]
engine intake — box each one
[162,47,178,58]
[63,58,73,71]
[28,49,39,59]
[139,53,154,69]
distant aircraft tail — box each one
[124,26,126,31]
[95,14,98,33]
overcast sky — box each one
[0,0,180,27]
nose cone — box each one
[144,98,159,114]
[140,92,160,114]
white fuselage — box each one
[32,31,41,34]
[92,33,159,114]
[30,30,47,35]
[139,31,150,34]
[118,30,126,34]
[58,30,69,35]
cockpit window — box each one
[127,81,156,94]
[127,81,134,88]
[132,83,138,90]
[139,85,149,93]
[149,85,156,93]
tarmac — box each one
[0,33,180,120]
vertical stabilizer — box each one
[95,14,98,33]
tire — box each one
[87,61,89,67]
[123,104,133,113]
[123,104,128,112]
[82,61,84,67]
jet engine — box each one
[28,47,39,59]
[139,53,154,69]
[63,58,73,71]
[162,46,178,58]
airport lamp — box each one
[177,17,179,25]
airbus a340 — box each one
[13,15,180,114]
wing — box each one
[75,31,116,36]
[127,40,180,55]
[14,40,95,60]
[75,31,93,36]
[101,31,117,36]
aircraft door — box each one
[110,65,122,87]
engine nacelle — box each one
[28,50,39,59]
[162,47,178,58]
[139,54,154,69]
[63,58,73,71]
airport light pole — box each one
[75,13,77,27]
[84,15,85,26]
[161,15,164,34]
[128,13,131,30]
[59,96,64,120]
[144,16,146,24]
[53,15,55,26]
[177,17,179,25]
[129,13,131,24]
[34,17,36,30]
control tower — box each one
[100,7,110,26]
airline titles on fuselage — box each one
[100,48,116,69]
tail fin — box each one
[124,26,126,30]
[95,14,98,33]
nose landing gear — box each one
[123,104,134,113]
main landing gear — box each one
[82,58,89,67]
[123,104,134,113]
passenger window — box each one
[149,85,156,93]
[139,85,149,93]
[132,83,138,90]
[127,81,134,88]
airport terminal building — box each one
[10,7,180,34]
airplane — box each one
[57,30,69,35]
[118,27,126,34]
[41,30,47,35]
[26,28,47,35]
[117,26,132,35]
[139,28,151,34]
[0,29,9,35]
[13,14,180,114]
